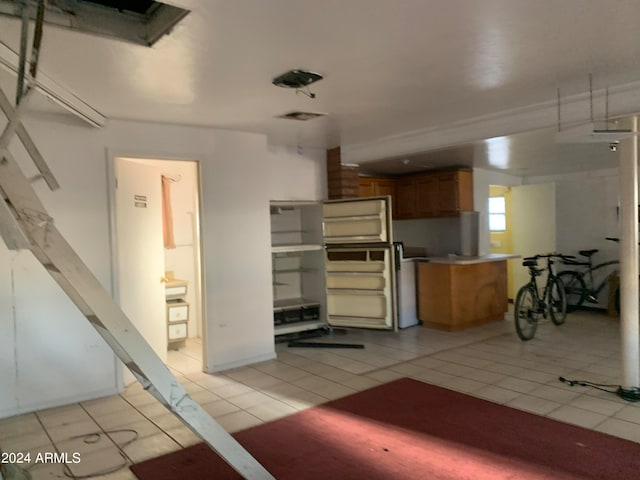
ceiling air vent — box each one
[276,111,327,121]
[0,0,190,46]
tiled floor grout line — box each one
[7,310,640,479]
[30,405,132,479]
[76,403,136,476]
[273,330,630,418]
[118,392,191,449]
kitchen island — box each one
[417,254,518,331]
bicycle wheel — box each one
[549,276,567,325]
[514,284,537,341]
[557,271,586,312]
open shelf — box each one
[270,200,327,337]
[274,297,320,309]
[271,244,323,253]
[274,320,327,336]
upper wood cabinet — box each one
[358,176,397,216]
[358,176,395,196]
[395,169,473,220]
[358,177,376,198]
[394,179,416,219]
[359,169,473,220]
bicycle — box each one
[514,254,568,341]
[557,238,620,312]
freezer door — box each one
[325,247,397,329]
[323,196,392,244]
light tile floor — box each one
[2,309,640,479]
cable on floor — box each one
[60,429,138,479]
[558,376,640,401]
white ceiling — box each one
[2,0,640,177]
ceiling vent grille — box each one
[276,111,327,121]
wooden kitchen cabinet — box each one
[434,170,473,215]
[358,176,395,197]
[358,176,397,216]
[395,178,417,219]
[358,168,473,220]
[359,177,376,198]
[415,175,439,217]
[396,168,473,219]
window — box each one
[488,196,506,231]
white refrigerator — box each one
[323,196,397,331]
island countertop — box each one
[421,253,520,265]
[417,256,515,331]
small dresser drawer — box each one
[167,300,189,323]
[165,284,187,299]
[168,322,187,341]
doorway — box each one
[489,185,515,298]
[489,183,557,300]
[113,156,204,383]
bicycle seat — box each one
[579,249,598,257]
[523,260,537,267]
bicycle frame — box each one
[564,259,619,298]
[528,257,560,313]
[526,274,543,312]
[514,254,567,341]
[543,260,562,307]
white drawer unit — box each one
[168,322,188,341]
[165,280,188,299]
[164,275,189,347]
[167,300,189,323]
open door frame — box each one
[107,151,208,386]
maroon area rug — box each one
[131,378,640,479]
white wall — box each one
[267,145,327,201]
[1,116,118,419]
[526,168,620,258]
[0,249,17,417]
[0,112,298,418]
[525,168,621,306]
[392,217,460,256]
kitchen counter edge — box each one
[418,253,520,265]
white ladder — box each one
[0,5,273,479]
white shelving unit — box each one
[270,201,327,336]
